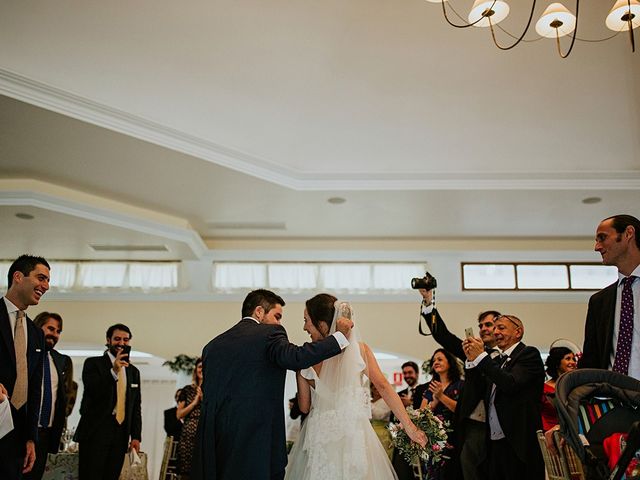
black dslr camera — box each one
[411,272,437,290]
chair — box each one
[537,430,586,480]
[158,436,179,480]
[410,455,423,480]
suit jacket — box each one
[193,318,342,480]
[423,308,491,425]
[397,383,429,410]
[0,305,44,448]
[579,280,617,370]
[163,406,182,440]
[467,342,544,477]
[45,349,73,453]
[75,353,142,445]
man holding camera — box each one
[416,273,500,480]
[75,324,142,480]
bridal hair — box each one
[305,293,337,335]
[241,289,286,317]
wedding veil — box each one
[301,300,372,478]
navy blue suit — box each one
[0,303,45,479]
[193,318,342,480]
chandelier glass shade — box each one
[428,0,639,57]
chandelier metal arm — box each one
[487,0,537,50]
[555,0,580,58]
[628,0,636,52]
[441,0,495,28]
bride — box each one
[285,294,427,480]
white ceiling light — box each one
[426,0,639,57]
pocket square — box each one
[36,349,42,353]
[131,384,139,388]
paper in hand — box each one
[0,399,14,439]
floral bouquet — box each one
[388,407,451,465]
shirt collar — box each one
[3,296,20,315]
[617,265,640,286]
[243,316,260,324]
[502,341,521,357]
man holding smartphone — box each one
[75,324,142,480]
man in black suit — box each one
[418,287,500,480]
[0,255,48,479]
[193,289,352,480]
[390,361,428,480]
[579,214,640,381]
[24,312,73,480]
[464,314,545,480]
[75,324,142,480]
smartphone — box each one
[464,327,474,339]
[120,345,132,360]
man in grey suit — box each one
[193,289,352,480]
[580,214,640,380]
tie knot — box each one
[16,310,25,321]
[623,276,637,288]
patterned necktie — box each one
[613,276,636,375]
[115,367,126,424]
[40,351,53,427]
[12,310,28,409]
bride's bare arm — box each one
[296,371,312,414]
[361,343,427,447]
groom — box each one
[193,289,353,480]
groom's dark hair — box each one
[242,289,286,318]
[305,293,338,333]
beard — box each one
[45,336,57,350]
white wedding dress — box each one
[285,302,399,480]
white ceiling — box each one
[0,0,638,260]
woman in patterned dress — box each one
[176,357,203,479]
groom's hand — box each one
[335,317,354,337]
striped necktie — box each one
[115,367,126,424]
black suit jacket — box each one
[397,383,429,410]
[193,318,342,480]
[0,304,44,448]
[467,342,544,478]
[75,353,142,445]
[163,406,182,439]
[46,349,73,453]
[423,308,491,424]
[579,281,617,370]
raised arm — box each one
[361,343,426,447]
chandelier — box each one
[427,0,640,58]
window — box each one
[0,261,181,292]
[212,262,427,294]
[462,262,617,291]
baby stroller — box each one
[554,369,640,480]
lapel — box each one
[601,281,618,357]
[26,317,44,376]
[51,349,65,376]
[502,342,526,370]
[0,304,15,362]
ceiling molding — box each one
[1,68,639,191]
[0,180,207,258]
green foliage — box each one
[162,354,198,374]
